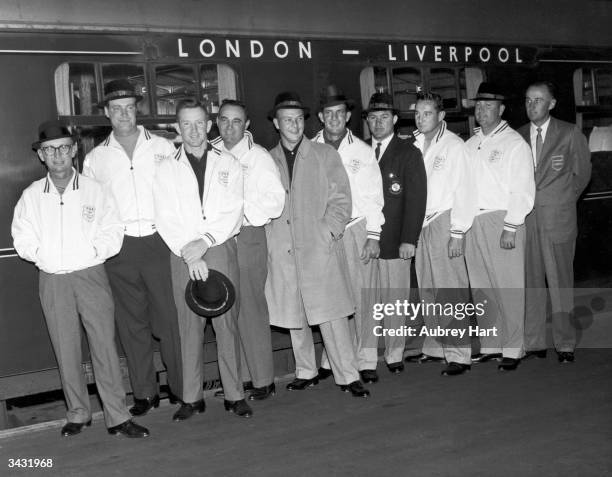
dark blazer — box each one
[518,117,591,242]
[371,135,427,259]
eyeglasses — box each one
[525,97,546,106]
[41,144,72,156]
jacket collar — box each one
[473,120,509,138]
[413,120,447,145]
[102,125,151,148]
[44,168,79,194]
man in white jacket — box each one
[464,83,535,372]
[211,99,285,401]
[311,86,385,385]
[12,120,148,438]
[83,80,183,416]
[154,99,251,420]
[411,92,476,376]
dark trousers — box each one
[105,233,183,399]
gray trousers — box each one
[524,210,576,352]
[170,239,244,403]
[321,220,379,371]
[465,211,525,359]
[416,211,471,365]
[236,226,274,387]
[39,265,131,427]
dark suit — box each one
[518,117,591,352]
[375,135,427,259]
[368,134,426,364]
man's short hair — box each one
[176,99,209,119]
[528,81,556,100]
[416,91,444,112]
[219,99,249,120]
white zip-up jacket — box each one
[210,131,285,227]
[83,126,177,237]
[413,121,476,238]
[465,120,535,231]
[312,129,385,240]
[153,143,244,257]
[12,170,123,274]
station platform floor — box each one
[1,349,611,477]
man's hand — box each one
[500,230,516,249]
[187,258,209,281]
[448,236,465,258]
[181,238,209,263]
[360,238,380,264]
[399,243,416,260]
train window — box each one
[101,63,150,115]
[154,64,198,115]
[55,63,102,116]
[391,67,423,112]
[575,68,612,106]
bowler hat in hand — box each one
[185,269,236,318]
[268,91,310,120]
[31,120,76,151]
[97,79,143,108]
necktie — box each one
[535,127,543,165]
[375,142,381,161]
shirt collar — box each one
[530,117,551,139]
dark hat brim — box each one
[361,106,400,118]
[319,98,355,112]
[32,133,77,152]
[184,269,236,318]
[469,93,505,102]
[268,105,311,121]
[96,93,144,109]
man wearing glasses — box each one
[12,120,148,438]
[265,91,369,398]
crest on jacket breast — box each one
[551,155,564,171]
[348,158,361,173]
[218,170,229,186]
[433,155,446,170]
[154,153,171,163]
[488,150,502,163]
[82,205,95,222]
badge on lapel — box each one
[388,172,402,195]
[218,170,229,186]
[433,155,446,171]
[348,158,361,174]
[551,155,564,171]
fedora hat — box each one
[185,269,236,318]
[268,91,310,120]
[470,82,506,101]
[318,85,355,111]
[31,120,76,151]
[362,92,399,117]
[97,79,143,108]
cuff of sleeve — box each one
[202,233,216,247]
[450,230,465,239]
[366,231,381,241]
[503,223,520,232]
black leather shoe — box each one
[172,400,206,421]
[340,381,370,398]
[387,362,404,374]
[498,357,520,371]
[441,362,471,376]
[167,391,181,405]
[61,420,91,437]
[405,353,445,363]
[129,394,160,416]
[108,419,149,438]
[317,367,333,380]
[359,369,379,383]
[248,383,276,401]
[525,349,547,359]
[471,353,503,363]
[557,351,575,363]
[224,399,253,418]
[286,377,319,390]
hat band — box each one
[277,100,305,109]
[368,102,395,110]
[475,92,505,100]
[105,89,138,101]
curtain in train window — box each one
[54,63,100,116]
[101,63,149,115]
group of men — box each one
[11,76,590,438]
